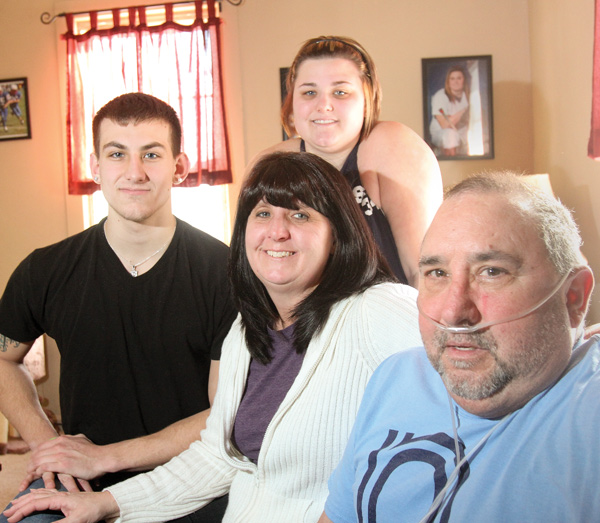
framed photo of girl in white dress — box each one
[422,55,493,160]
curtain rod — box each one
[40,0,242,24]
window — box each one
[67,2,232,243]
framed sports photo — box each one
[0,77,31,141]
[422,55,493,160]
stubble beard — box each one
[427,331,514,401]
[425,303,566,402]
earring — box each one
[93,176,100,184]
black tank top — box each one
[300,140,407,283]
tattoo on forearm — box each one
[0,335,21,352]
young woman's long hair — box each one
[229,151,395,363]
[444,65,470,103]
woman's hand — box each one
[3,489,119,523]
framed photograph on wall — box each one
[0,77,31,141]
[422,55,493,160]
[280,67,290,140]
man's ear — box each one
[565,266,595,328]
[90,153,101,184]
[173,152,191,185]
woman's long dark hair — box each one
[229,151,395,363]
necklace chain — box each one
[104,223,176,277]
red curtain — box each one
[588,0,600,160]
[63,1,232,195]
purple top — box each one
[232,324,305,463]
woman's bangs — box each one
[261,165,323,211]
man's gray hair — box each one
[445,171,586,275]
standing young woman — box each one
[252,36,443,287]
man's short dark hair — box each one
[92,93,182,156]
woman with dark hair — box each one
[5,152,421,523]
[251,36,443,287]
[230,151,397,362]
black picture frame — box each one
[422,55,493,160]
[0,77,31,141]
[280,67,290,141]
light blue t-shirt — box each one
[325,336,600,522]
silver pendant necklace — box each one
[126,244,168,277]
[104,223,175,277]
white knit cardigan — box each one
[107,282,421,522]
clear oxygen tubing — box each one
[418,337,592,523]
[417,397,512,523]
[417,269,573,335]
